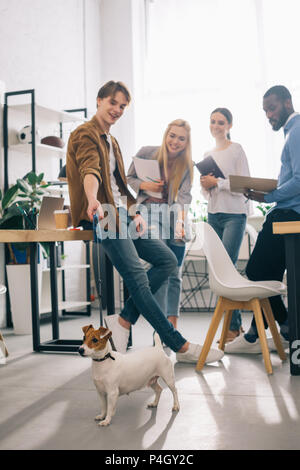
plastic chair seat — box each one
[194,222,287,375]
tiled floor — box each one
[1,309,300,450]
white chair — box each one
[0,285,9,361]
[195,222,287,375]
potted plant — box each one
[248,202,275,232]
[0,172,50,334]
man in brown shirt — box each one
[66,81,223,366]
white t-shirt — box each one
[201,142,252,215]
[106,133,126,208]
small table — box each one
[0,230,114,353]
[273,221,300,375]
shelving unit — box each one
[2,89,91,328]
[9,142,65,159]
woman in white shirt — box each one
[200,107,251,341]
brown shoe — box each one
[217,327,245,344]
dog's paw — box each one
[97,418,111,426]
[172,404,180,412]
[147,402,158,409]
[94,414,106,421]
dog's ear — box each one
[82,324,93,334]
[98,326,112,341]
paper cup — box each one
[54,209,69,229]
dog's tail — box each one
[153,332,163,349]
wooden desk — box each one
[273,221,300,375]
[0,230,115,353]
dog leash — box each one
[93,213,103,327]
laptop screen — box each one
[38,196,65,230]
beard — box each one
[271,107,290,131]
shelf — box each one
[9,142,66,158]
[9,103,87,123]
[40,300,91,315]
[42,264,90,272]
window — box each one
[134,0,300,208]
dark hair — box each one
[211,107,233,140]
[97,80,131,104]
[263,85,292,102]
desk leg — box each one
[49,242,59,340]
[29,243,40,352]
[285,234,300,375]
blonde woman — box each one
[127,119,193,329]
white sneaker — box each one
[176,343,224,364]
[224,335,262,354]
[104,314,130,354]
[267,334,289,352]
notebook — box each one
[195,156,225,179]
[38,196,65,230]
[229,175,278,194]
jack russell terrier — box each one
[78,324,180,426]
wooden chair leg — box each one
[251,298,273,375]
[260,298,287,361]
[196,297,225,371]
[0,332,9,358]
[218,309,233,350]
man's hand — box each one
[244,189,266,203]
[87,198,104,222]
[134,213,147,236]
[200,173,218,190]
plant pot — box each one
[6,264,42,335]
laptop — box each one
[38,196,65,230]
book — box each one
[229,175,278,194]
[133,157,162,198]
[195,156,225,179]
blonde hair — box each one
[156,119,193,201]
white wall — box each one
[99,0,145,169]
[0,0,102,327]
[0,0,102,111]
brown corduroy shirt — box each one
[66,115,136,229]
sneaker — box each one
[104,314,130,354]
[217,327,245,344]
[267,334,289,352]
[224,335,262,354]
[176,343,224,364]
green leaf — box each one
[17,179,31,194]
[2,185,19,209]
[27,172,38,186]
[37,173,44,184]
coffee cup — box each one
[54,209,69,229]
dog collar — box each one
[93,352,116,362]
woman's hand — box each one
[140,179,165,193]
[175,219,185,240]
[200,173,218,190]
[134,213,147,236]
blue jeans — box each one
[101,208,187,351]
[145,205,186,318]
[208,212,247,331]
